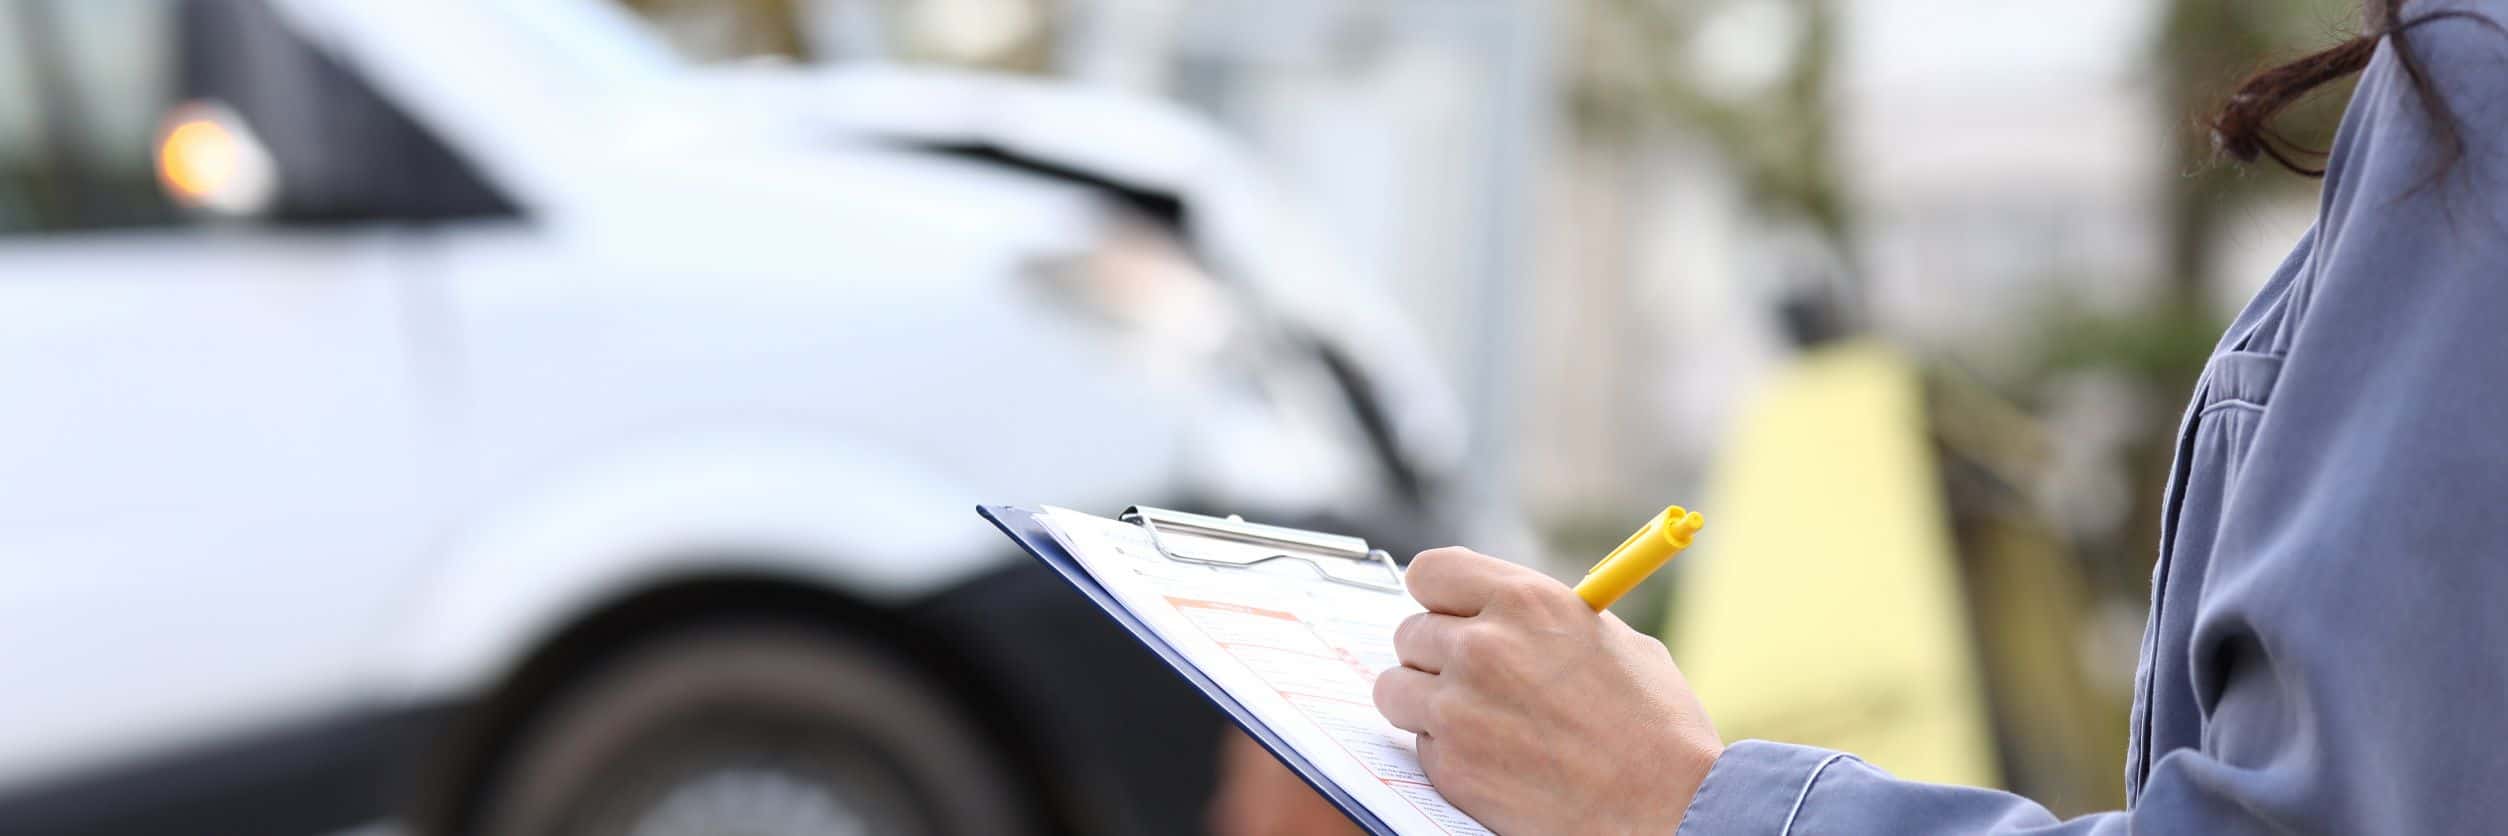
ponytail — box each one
[2211,0,2502,177]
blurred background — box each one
[0,0,2362,833]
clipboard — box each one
[979,504,1420,836]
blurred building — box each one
[1841,0,2171,364]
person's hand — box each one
[1207,728,1364,836]
[1373,547,1724,835]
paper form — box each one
[1039,507,1493,836]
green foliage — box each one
[2029,300,2224,389]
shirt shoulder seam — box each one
[1780,752,1860,835]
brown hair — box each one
[2212,0,2504,176]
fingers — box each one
[1404,547,1542,616]
[1373,665,1439,734]
[1392,612,1469,674]
[1413,732,1443,780]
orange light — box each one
[157,117,236,203]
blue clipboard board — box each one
[978,505,1398,836]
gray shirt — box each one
[1678,5,2508,833]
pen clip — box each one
[1588,507,1703,575]
[1590,517,1660,575]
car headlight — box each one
[1033,213,1240,367]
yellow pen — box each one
[1573,505,1706,610]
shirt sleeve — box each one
[1681,7,2508,833]
[1679,740,2119,835]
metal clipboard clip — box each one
[1120,506,1405,594]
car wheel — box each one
[471,623,1038,836]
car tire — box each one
[469,623,1038,836]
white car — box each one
[0,1,1491,833]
